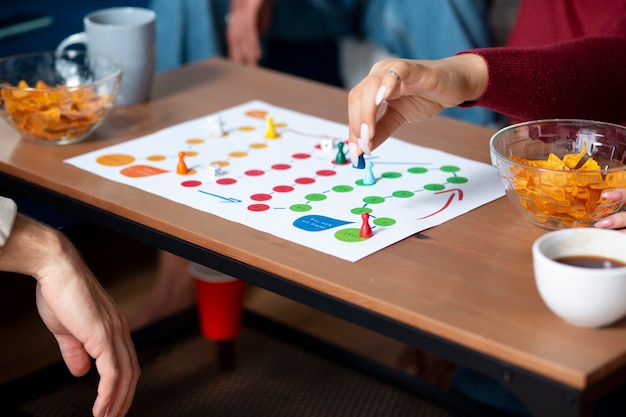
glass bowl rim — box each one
[0,50,122,90]
[489,118,626,173]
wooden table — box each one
[1,58,625,416]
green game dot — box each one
[333,185,354,193]
[381,171,402,179]
[392,190,414,198]
[424,184,446,191]
[351,207,372,215]
[440,165,461,173]
[373,217,396,227]
[408,167,428,174]
[305,193,327,201]
[448,176,468,184]
[289,204,312,212]
[335,228,368,242]
[363,196,385,204]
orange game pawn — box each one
[177,151,188,174]
[359,212,373,238]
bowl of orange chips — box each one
[490,119,626,229]
[0,50,121,145]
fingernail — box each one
[375,85,387,106]
[349,142,359,167]
[602,190,623,201]
[359,124,371,155]
[594,218,614,228]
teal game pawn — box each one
[335,141,347,164]
[363,161,376,185]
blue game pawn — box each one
[353,153,366,169]
[363,161,375,185]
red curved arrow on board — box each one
[416,188,464,220]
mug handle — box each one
[55,32,88,56]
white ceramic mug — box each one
[56,7,156,106]
[533,228,626,328]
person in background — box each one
[149,0,494,124]
[0,196,139,417]
[347,0,626,414]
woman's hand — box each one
[347,54,488,166]
[595,190,626,230]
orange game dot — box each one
[249,143,268,149]
[96,154,135,166]
[147,155,166,161]
[245,110,268,119]
[120,165,169,177]
[229,151,248,158]
[186,138,205,145]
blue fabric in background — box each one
[0,1,148,57]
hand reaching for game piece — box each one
[347,55,489,166]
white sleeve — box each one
[0,197,18,251]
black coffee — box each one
[555,255,626,269]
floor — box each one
[0,223,408,385]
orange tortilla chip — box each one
[1,79,113,141]
[509,145,620,226]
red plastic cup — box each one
[189,262,246,341]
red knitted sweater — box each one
[465,0,626,124]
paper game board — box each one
[65,100,504,261]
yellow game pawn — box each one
[265,116,278,138]
[177,151,188,174]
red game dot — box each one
[317,170,336,177]
[272,163,291,170]
[248,204,270,212]
[216,178,237,185]
[181,180,202,187]
[273,185,294,193]
[251,193,272,201]
[245,169,265,176]
[292,153,311,159]
[295,177,315,184]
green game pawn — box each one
[335,141,347,164]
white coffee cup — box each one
[532,228,626,328]
[56,7,156,106]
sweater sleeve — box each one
[0,197,18,253]
[465,36,626,124]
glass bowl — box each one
[490,119,626,229]
[0,50,121,145]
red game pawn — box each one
[359,212,373,238]
[177,151,188,174]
